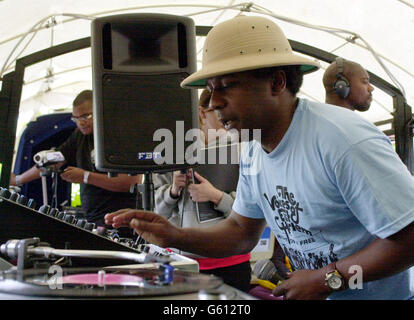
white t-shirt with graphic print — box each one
[234,98,414,300]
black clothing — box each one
[200,260,252,293]
[57,129,137,225]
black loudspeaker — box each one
[91,13,198,174]
[334,57,351,99]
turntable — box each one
[0,266,224,299]
[0,191,200,271]
[0,238,255,300]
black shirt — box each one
[57,129,137,224]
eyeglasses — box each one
[71,113,92,123]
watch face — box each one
[328,275,342,290]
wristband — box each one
[83,171,90,184]
[15,175,22,186]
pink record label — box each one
[61,273,143,286]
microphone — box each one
[33,150,65,167]
[253,259,287,286]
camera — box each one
[33,150,65,167]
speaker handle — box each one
[130,172,155,246]
[137,172,154,212]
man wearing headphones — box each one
[323,58,374,112]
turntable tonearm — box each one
[0,238,255,300]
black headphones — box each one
[333,57,351,99]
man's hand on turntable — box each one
[104,209,180,248]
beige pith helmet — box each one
[181,15,320,88]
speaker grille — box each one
[100,73,193,167]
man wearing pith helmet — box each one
[106,15,414,300]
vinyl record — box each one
[0,267,223,298]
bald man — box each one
[323,58,374,112]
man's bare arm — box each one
[10,164,63,186]
[105,209,267,258]
[60,166,142,193]
[336,222,414,283]
[273,222,414,299]
[87,172,142,193]
[172,211,267,257]
[12,164,142,194]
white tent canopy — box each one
[0,0,413,141]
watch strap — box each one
[326,262,337,275]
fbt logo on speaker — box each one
[137,152,162,160]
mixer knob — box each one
[9,192,18,202]
[84,222,95,231]
[38,204,51,214]
[75,219,87,228]
[16,194,28,206]
[49,208,59,217]
[0,188,11,199]
[97,226,107,236]
[27,198,36,209]
[63,214,75,224]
